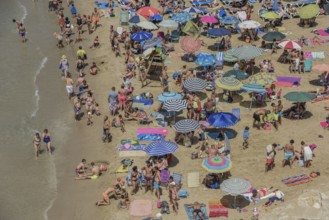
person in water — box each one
[32,132,41,160]
[18,23,26,43]
[42,129,51,155]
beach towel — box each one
[130,200,152,217]
[95,1,109,9]
[276,76,301,87]
[184,204,209,220]
[137,134,165,141]
[119,151,147,157]
[116,164,131,173]
[317,30,329,37]
[117,144,146,151]
[311,52,325,59]
[137,128,168,135]
[208,199,228,218]
[133,96,154,105]
[282,174,312,187]
[187,172,200,188]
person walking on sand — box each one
[92,8,100,31]
[18,23,26,43]
[153,166,161,200]
[242,126,250,149]
[265,143,277,172]
[141,161,154,194]
[76,46,87,64]
[59,55,69,78]
[108,86,118,116]
[65,73,74,99]
[103,115,111,143]
[42,129,51,155]
[32,132,41,160]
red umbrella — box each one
[278,40,302,50]
[180,36,202,53]
[136,7,160,18]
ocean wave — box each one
[31,57,48,118]
[17,1,28,23]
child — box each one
[242,126,250,149]
[169,185,178,214]
[87,111,93,126]
[95,103,101,116]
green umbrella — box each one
[224,49,238,62]
[223,70,249,80]
[262,31,286,41]
[284,92,316,102]
[261,11,280,20]
[299,4,320,19]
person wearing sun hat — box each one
[59,55,69,78]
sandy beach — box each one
[15,0,329,220]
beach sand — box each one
[47,1,329,220]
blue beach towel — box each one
[95,1,109,8]
[137,134,165,141]
[184,204,209,220]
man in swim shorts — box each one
[75,162,100,180]
[141,161,154,193]
[18,23,26,43]
[186,202,206,220]
[282,140,295,168]
[153,166,161,200]
[253,109,268,129]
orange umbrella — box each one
[180,36,201,53]
[136,7,160,18]
[312,64,329,72]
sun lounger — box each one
[184,204,209,220]
[120,10,129,25]
[188,172,200,188]
[208,199,228,218]
[130,200,153,217]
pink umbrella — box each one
[200,16,218,24]
[278,40,302,50]
[312,64,329,72]
[180,36,202,53]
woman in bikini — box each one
[86,15,92,34]
[299,51,305,73]
[103,116,111,143]
[118,85,127,111]
[76,58,84,77]
[33,132,41,160]
[130,166,139,195]
[92,8,100,31]
[169,185,178,214]
[43,129,51,155]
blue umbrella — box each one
[130,31,153,42]
[143,37,163,50]
[150,14,163,22]
[220,16,238,25]
[144,141,178,156]
[195,53,216,66]
[184,7,202,14]
[208,28,231,37]
[158,93,182,102]
[171,12,193,24]
[208,112,239,128]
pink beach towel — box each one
[320,121,328,128]
[130,199,152,217]
[137,128,168,135]
[304,52,312,59]
[317,30,329,37]
[275,82,292,87]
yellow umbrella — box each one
[299,4,320,19]
[261,11,280,20]
[215,77,243,91]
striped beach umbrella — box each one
[163,99,187,112]
[158,19,179,29]
[144,141,178,156]
[183,77,208,91]
[143,37,163,50]
[208,112,239,128]
[224,49,238,62]
[221,178,252,196]
[131,31,153,42]
[278,40,302,50]
[248,73,276,86]
[223,70,249,81]
[173,119,200,133]
[202,157,232,173]
[157,92,182,102]
[231,46,264,60]
[215,77,243,91]
[137,21,158,30]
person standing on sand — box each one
[282,140,294,168]
[65,73,74,99]
[42,129,51,155]
[18,23,26,43]
[265,143,277,172]
[108,86,118,116]
[141,161,154,194]
[103,115,111,143]
[32,132,41,160]
[59,55,69,78]
[75,14,83,42]
[76,46,87,64]
[92,8,100,31]
[153,166,161,200]
[242,126,250,150]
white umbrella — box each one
[158,19,179,29]
[137,21,158,30]
[238,20,261,29]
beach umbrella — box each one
[272,0,279,12]
[171,12,193,24]
[224,49,238,62]
[129,15,147,23]
[231,46,264,60]
[221,178,252,207]
[284,91,316,102]
[208,28,230,37]
[278,40,302,50]
[144,141,178,156]
[223,70,249,80]
[157,92,182,102]
[261,11,280,20]
[248,73,276,86]
[241,84,266,93]
[137,21,158,30]
[184,7,202,14]
[262,31,286,41]
[208,112,239,128]
[173,119,200,133]
[215,77,243,91]
[136,6,160,18]
[299,4,320,19]
[158,19,179,29]
[143,37,163,50]
[130,31,153,41]
[183,77,208,91]
[202,157,232,173]
[163,99,187,112]
[220,16,238,25]
[238,20,261,29]
[195,53,216,66]
[180,36,202,53]
[149,14,163,22]
[312,64,329,72]
[200,16,218,24]
[182,20,200,37]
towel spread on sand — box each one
[317,30,329,36]
[184,204,209,220]
[119,151,147,157]
[276,76,301,87]
[137,128,168,135]
[130,200,152,217]
[188,172,200,188]
[282,174,312,187]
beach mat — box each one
[282,174,312,187]
[187,172,200,188]
[119,151,147,157]
[116,164,131,173]
[275,82,293,87]
[276,76,301,86]
[137,134,165,141]
[137,128,168,135]
[317,30,329,36]
[130,199,152,217]
[184,204,209,220]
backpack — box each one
[160,201,170,214]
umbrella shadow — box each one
[181,54,197,62]
[205,128,238,140]
[218,93,243,103]
[309,79,323,86]
[207,44,225,52]
[239,100,268,109]
[168,155,180,168]
[283,111,313,120]
[220,195,250,209]
[195,91,208,101]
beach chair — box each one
[170,30,180,42]
[237,11,247,22]
[120,10,129,25]
[232,108,240,120]
[304,59,312,72]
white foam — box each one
[17,1,28,23]
[31,57,48,118]
[43,156,58,220]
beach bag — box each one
[178,189,189,198]
[160,201,170,214]
[157,200,161,209]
